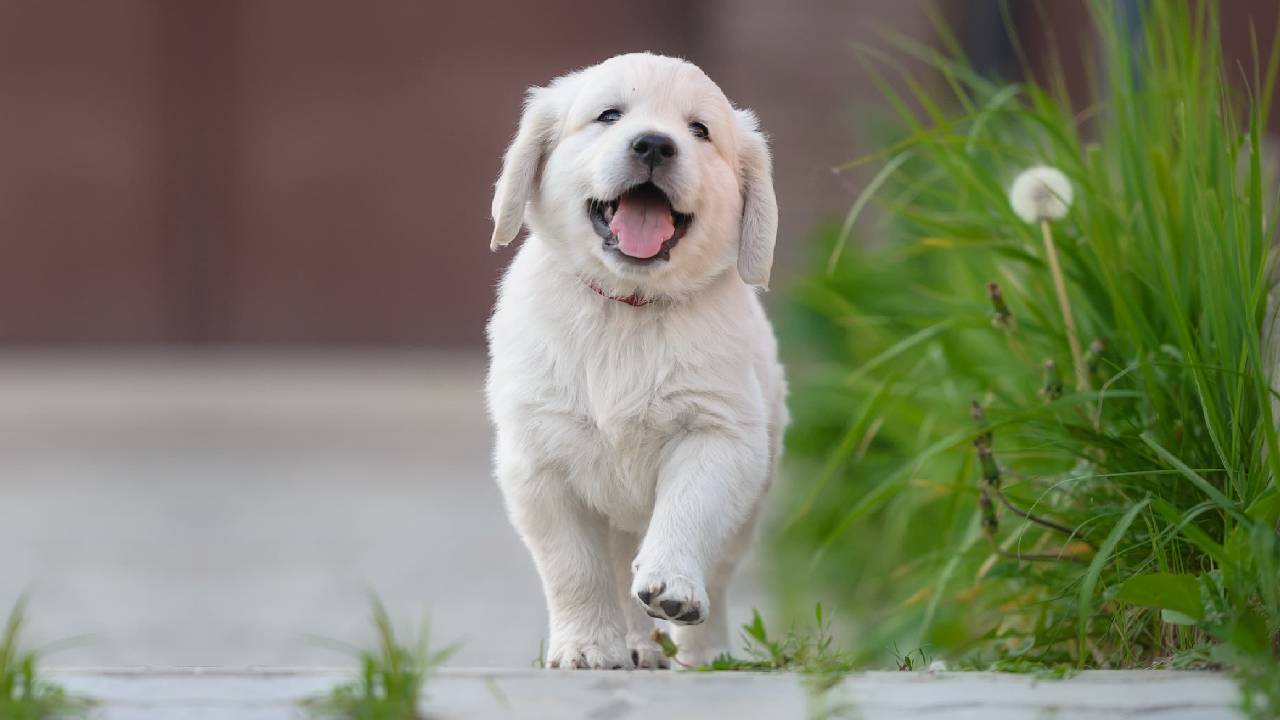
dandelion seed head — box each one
[1009,165,1073,223]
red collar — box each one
[587,280,653,307]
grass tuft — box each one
[699,604,858,681]
[0,598,91,720]
[776,0,1280,713]
[303,596,457,720]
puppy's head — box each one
[490,53,777,297]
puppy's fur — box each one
[486,53,787,669]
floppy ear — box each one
[734,109,778,288]
[490,87,557,251]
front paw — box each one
[631,565,709,625]
[546,631,631,670]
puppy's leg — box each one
[630,430,768,650]
[501,465,630,670]
[669,509,758,666]
[608,529,667,669]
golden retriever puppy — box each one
[487,53,786,670]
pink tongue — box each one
[609,193,675,259]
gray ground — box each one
[0,350,762,667]
[51,668,1245,720]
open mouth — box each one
[587,182,692,264]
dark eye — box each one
[689,121,710,140]
[596,108,622,123]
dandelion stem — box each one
[1039,219,1087,392]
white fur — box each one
[485,53,787,670]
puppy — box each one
[486,53,787,670]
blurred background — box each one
[1,0,1275,667]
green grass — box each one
[0,599,90,720]
[773,0,1280,715]
[699,604,857,677]
[303,597,457,720]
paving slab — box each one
[50,668,1246,720]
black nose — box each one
[631,133,677,168]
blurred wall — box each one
[5,2,1272,346]
[0,2,170,343]
[0,0,947,346]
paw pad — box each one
[632,573,708,626]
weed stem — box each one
[993,485,1091,546]
[987,536,1089,564]
[1039,219,1088,392]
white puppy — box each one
[486,53,787,670]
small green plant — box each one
[303,597,457,720]
[0,598,90,720]
[530,638,545,669]
[701,604,857,677]
[889,642,931,671]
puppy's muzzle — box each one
[631,132,676,170]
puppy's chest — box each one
[562,363,685,442]
[535,350,699,527]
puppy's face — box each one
[490,54,777,298]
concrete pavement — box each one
[49,667,1246,719]
[0,350,762,668]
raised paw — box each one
[546,636,631,670]
[631,568,709,625]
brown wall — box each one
[0,2,170,342]
[0,1,955,346]
[0,0,705,346]
[7,2,1270,346]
